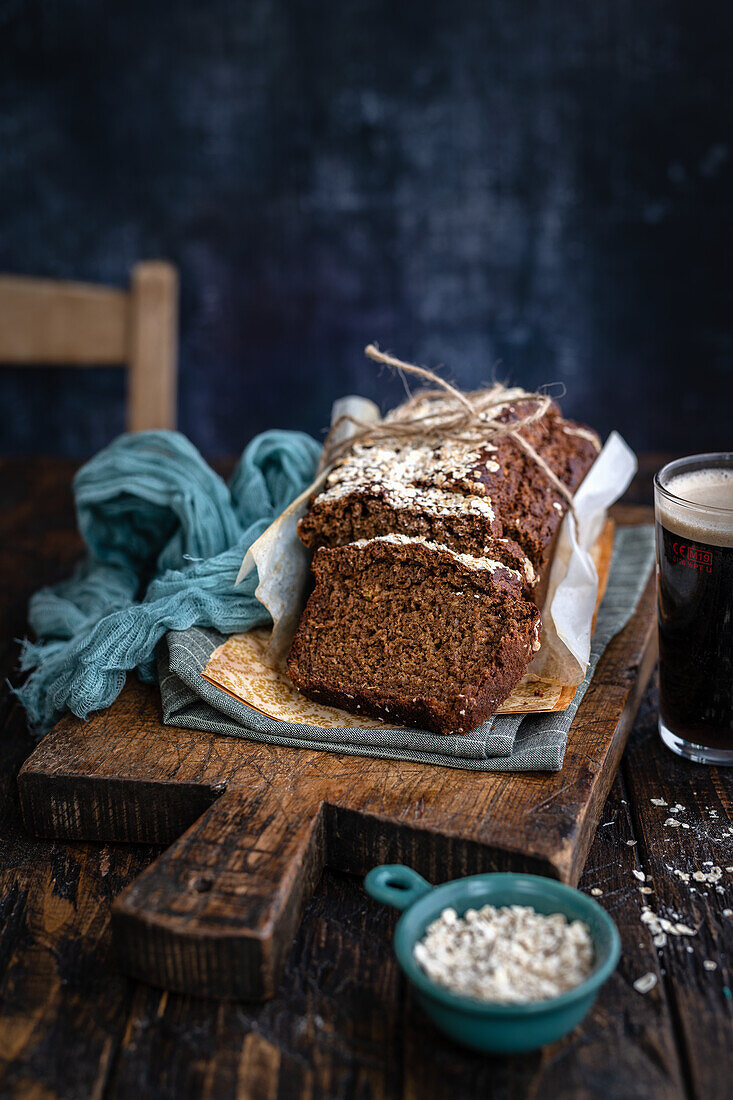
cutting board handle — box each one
[112,785,325,1000]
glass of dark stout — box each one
[654,453,733,765]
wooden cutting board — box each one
[17,505,656,1002]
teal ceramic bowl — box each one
[364,864,620,1054]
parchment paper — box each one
[530,430,637,684]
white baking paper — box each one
[529,430,638,684]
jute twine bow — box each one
[323,344,579,511]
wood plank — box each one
[127,262,178,431]
[0,830,158,1100]
[622,670,733,1100]
[114,786,327,999]
[0,274,129,364]
[106,771,687,1100]
[107,871,401,1099]
[0,576,159,1100]
[0,495,161,1100]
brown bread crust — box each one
[297,400,598,581]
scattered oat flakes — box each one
[627,839,637,846]
[632,870,646,882]
[703,960,718,971]
[640,908,696,938]
[669,804,685,814]
[692,867,722,885]
[639,886,652,895]
[673,869,691,883]
[590,887,603,896]
[651,798,667,807]
[664,818,681,828]
[633,972,658,994]
[723,909,732,918]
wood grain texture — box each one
[621,673,733,1100]
[0,465,162,1099]
[17,505,656,1001]
[0,274,129,364]
[0,262,178,435]
[3,459,733,1098]
[128,261,179,432]
[114,786,327,999]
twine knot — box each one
[323,345,585,511]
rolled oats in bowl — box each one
[413,902,595,1004]
[364,865,620,1052]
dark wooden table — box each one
[1,457,731,1100]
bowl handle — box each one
[364,864,432,911]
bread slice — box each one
[287,534,541,735]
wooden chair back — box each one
[0,261,179,431]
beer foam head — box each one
[657,467,733,548]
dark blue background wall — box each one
[1,0,731,456]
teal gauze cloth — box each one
[17,430,322,732]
